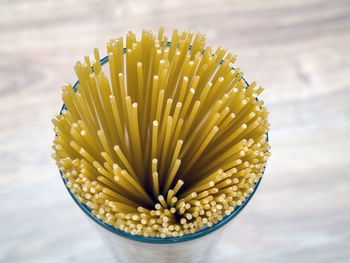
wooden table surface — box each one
[1,0,349,262]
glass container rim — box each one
[58,42,268,244]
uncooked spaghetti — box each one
[52,28,270,238]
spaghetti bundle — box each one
[52,29,270,238]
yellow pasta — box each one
[52,28,270,238]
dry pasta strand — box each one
[53,29,270,238]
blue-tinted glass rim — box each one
[58,42,268,244]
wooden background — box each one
[0,0,349,262]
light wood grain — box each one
[0,0,350,262]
